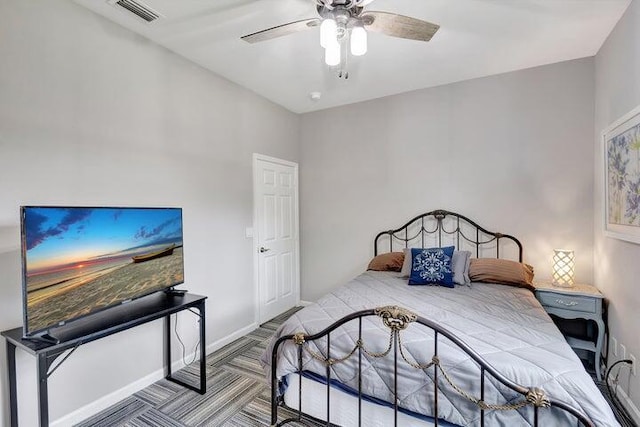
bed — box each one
[262,210,619,427]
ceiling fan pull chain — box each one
[337,32,350,80]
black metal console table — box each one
[1,292,207,427]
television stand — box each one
[1,292,207,427]
[24,332,60,345]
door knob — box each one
[259,247,271,253]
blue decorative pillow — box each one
[408,246,455,288]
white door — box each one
[253,154,299,324]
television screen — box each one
[21,206,184,337]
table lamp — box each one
[552,249,575,287]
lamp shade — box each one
[552,249,575,287]
[325,40,341,66]
[351,26,367,56]
[320,19,337,48]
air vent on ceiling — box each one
[110,0,160,23]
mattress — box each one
[263,271,619,426]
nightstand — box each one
[533,281,605,380]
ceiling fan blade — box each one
[361,11,439,42]
[241,18,320,44]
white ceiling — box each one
[73,0,630,113]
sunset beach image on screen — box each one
[22,206,184,335]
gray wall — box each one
[594,0,640,415]
[300,58,595,302]
[0,0,299,425]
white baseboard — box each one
[51,366,163,427]
[51,322,258,427]
[205,322,257,354]
[298,300,313,306]
[616,385,640,425]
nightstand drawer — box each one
[536,292,597,313]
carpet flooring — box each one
[76,308,305,427]
[77,307,636,427]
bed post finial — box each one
[526,387,550,408]
[293,332,306,345]
[433,209,447,220]
[374,306,418,330]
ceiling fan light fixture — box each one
[350,25,367,56]
[320,18,337,48]
[241,0,440,79]
[325,39,341,66]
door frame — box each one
[252,153,300,325]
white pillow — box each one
[453,250,472,286]
[400,248,412,277]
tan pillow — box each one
[468,258,535,290]
[367,252,404,272]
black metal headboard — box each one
[374,209,523,262]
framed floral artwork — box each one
[604,104,640,244]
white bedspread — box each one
[263,271,619,426]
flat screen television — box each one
[20,206,184,338]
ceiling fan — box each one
[241,0,440,79]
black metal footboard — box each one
[270,306,594,427]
